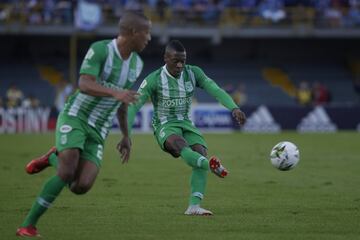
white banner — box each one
[0,107,50,133]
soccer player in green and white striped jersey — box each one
[128,40,246,216]
[16,11,151,237]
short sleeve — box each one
[79,42,107,78]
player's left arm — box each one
[194,66,246,125]
[116,103,131,164]
[127,77,154,133]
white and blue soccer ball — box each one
[270,141,300,171]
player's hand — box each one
[232,108,246,126]
[112,90,139,104]
[116,136,132,164]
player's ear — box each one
[130,27,137,36]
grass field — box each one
[1,132,359,240]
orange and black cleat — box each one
[209,156,228,178]
[16,225,41,237]
[26,147,56,174]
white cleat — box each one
[184,205,213,216]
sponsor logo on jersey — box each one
[160,97,192,108]
[242,105,281,133]
[185,82,194,92]
[297,106,337,132]
[60,125,72,133]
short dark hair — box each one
[118,11,149,35]
[165,40,185,53]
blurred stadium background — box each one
[1,0,360,133]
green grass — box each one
[1,132,360,240]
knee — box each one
[168,149,181,158]
[70,182,92,195]
[57,169,76,183]
[57,150,80,183]
[165,135,188,158]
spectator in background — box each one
[55,79,74,112]
[54,0,73,24]
[27,0,43,24]
[22,94,41,108]
[0,97,3,108]
[43,0,56,24]
[6,83,23,108]
[124,0,145,11]
[172,0,192,25]
[231,83,247,106]
[202,0,221,24]
[75,0,102,30]
[156,0,168,22]
[346,0,360,26]
[259,0,286,23]
[223,82,235,94]
[312,81,331,105]
[296,80,312,106]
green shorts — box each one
[154,120,207,151]
[55,113,104,168]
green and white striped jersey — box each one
[63,39,144,139]
[128,65,238,131]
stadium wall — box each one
[1,104,360,134]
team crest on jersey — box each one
[128,69,137,82]
[140,79,147,89]
[60,125,72,133]
[185,82,193,92]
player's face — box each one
[165,50,186,78]
[132,21,151,52]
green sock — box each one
[21,175,67,227]
[48,153,58,169]
[180,147,210,170]
[189,168,208,205]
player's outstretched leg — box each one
[184,168,213,216]
[26,147,57,174]
[16,175,67,237]
[209,156,228,178]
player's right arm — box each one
[127,77,155,132]
[78,42,138,104]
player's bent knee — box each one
[57,170,76,183]
[165,135,188,158]
[70,183,91,195]
[169,150,181,158]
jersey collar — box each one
[162,65,183,80]
[112,39,132,61]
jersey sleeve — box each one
[127,75,156,132]
[192,66,238,111]
[79,42,107,78]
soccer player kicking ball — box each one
[128,40,246,216]
[16,11,151,237]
